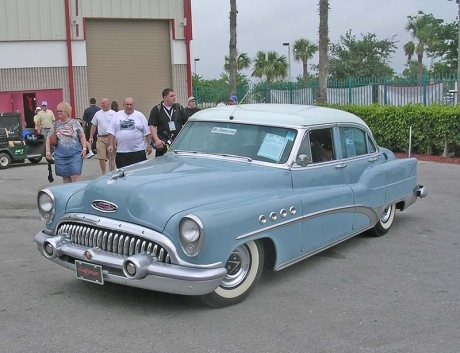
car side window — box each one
[308,128,335,163]
[367,134,377,153]
[339,127,370,158]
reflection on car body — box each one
[34,104,427,307]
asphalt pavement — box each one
[0,158,458,353]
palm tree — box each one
[251,51,288,84]
[224,52,251,72]
[317,0,329,104]
[228,0,238,96]
[293,39,318,85]
[404,12,443,83]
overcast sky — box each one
[190,0,458,80]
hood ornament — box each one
[91,200,118,213]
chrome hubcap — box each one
[381,205,393,223]
[221,245,251,289]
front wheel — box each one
[0,152,12,169]
[370,203,396,237]
[201,240,264,308]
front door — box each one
[291,128,354,254]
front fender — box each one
[163,191,303,267]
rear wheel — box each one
[28,156,42,163]
[370,203,396,237]
[201,240,264,308]
[0,152,12,169]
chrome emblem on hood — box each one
[91,200,118,212]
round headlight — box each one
[37,190,55,224]
[38,192,53,212]
[179,215,204,257]
[180,218,201,242]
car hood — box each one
[68,154,292,232]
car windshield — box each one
[171,121,297,164]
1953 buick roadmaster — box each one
[34,104,427,307]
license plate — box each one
[75,260,104,285]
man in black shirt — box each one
[184,96,200,120]
[82,98,100,157]
[148,88,186,157]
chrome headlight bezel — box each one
[38,189,55,225]
[179,214,204,257]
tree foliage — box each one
[293,38,318,85]
[251,51,288,84]
[224,52,251,73]
[404,11,445,81]
[329,30,396,79]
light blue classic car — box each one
[34,104,427,307]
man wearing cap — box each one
[184,96,200,120]
[228,95,238,105]
[37,101,56,137]
[33,106,42,133]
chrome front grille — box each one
[57,222,171,263]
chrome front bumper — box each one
[34,231,227,296]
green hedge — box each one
[332,104,460,156]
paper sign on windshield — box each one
[257,133,288,162]
[211,127,237,135]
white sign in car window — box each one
[345,129,356,157]
[257,133,288,162]
[211,127,237,135]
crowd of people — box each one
[42,89,237,184]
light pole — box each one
[283,42,291,81]
[194,58,200,75]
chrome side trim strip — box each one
[236,205,379,240]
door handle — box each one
[368,157,378,162]
[335,163,347,169]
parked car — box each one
[34,104,427,307]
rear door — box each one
[337,125,386,231]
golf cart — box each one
[0,112,45,169]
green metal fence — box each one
[193,74,458,107]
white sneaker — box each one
[87,151,95,159]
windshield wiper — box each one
[173,150,252,162]
[173,150,199,154]
[212,153,253,162]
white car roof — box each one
[189,104,368,129]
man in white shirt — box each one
[107,97,152,168]
[89,98,116,174]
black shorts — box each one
[115,150,147,168]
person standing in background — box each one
[184,96,200,120]
[107,97,152,168]
[82,98,99,158]
[33,106,41,133]
[111,100,119,112]
[36,101,55,136]
[44,101,87,183]
[89,98,116,174]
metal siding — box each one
[172,64,187,105]
[0,66,88,117]
[0,0,65,40]
[85,19,172,117]
[0,0,185,41]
